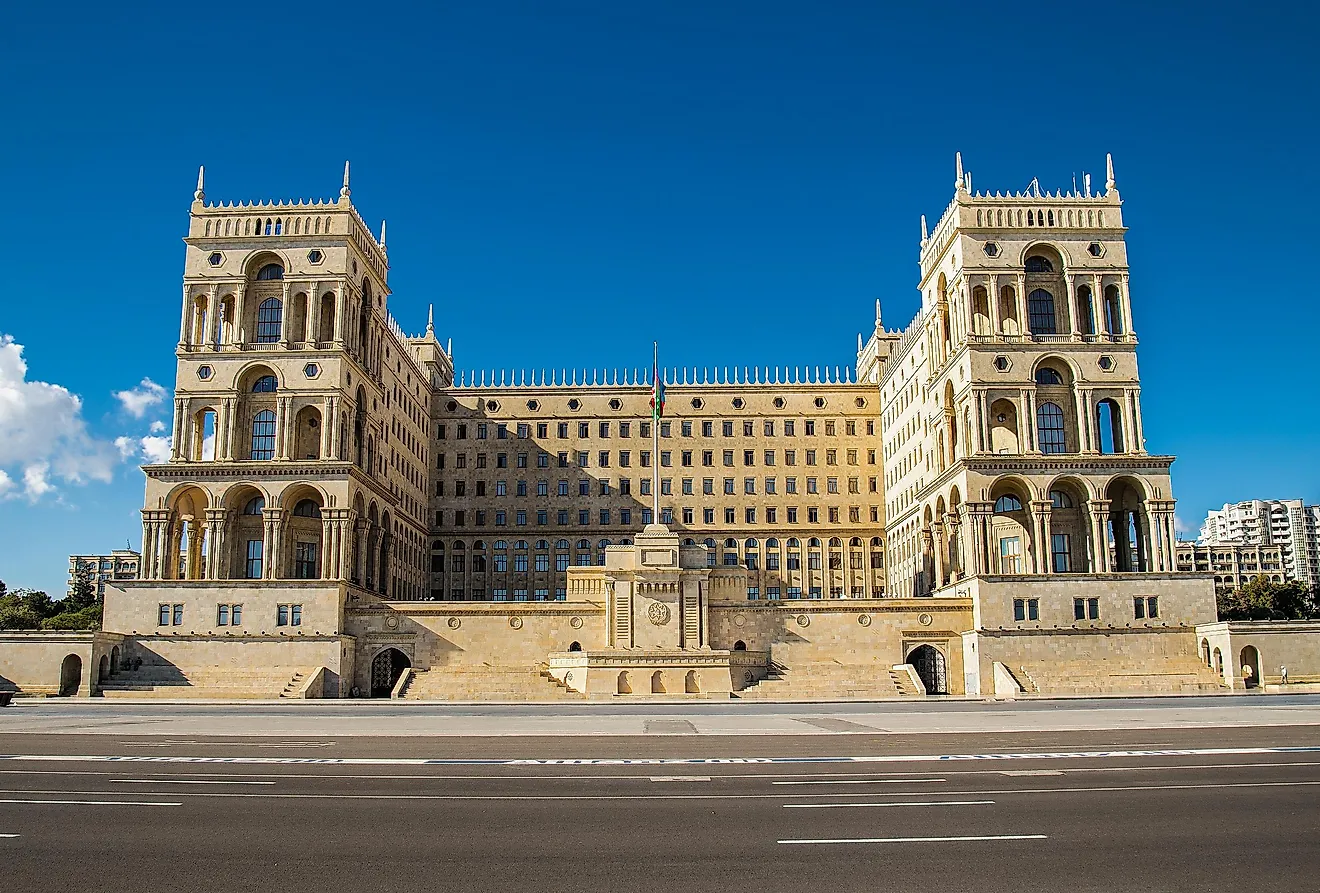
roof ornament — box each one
[340,161,351,199]
[955,152,966,193]
[920,214,928,248]
[1105,153,1117,194]
[194,165,205,202]
[426,304,435,337]
[1084,172,1092,198]
[380,219,387,249]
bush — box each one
[40,604,103,631]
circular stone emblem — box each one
[857,614,871,627]
[385,615,400,630]
[918,613,934,627]
[733,613,747,628]
[796,614,810,628]
[509,617,524,630]
[569,616,583,630]
[647,602,671,626]
[446,617,460,630]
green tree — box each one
[0,589,55,630]
[67,562,97,609]
[40,603,102,631]
[1217,576,1319,621]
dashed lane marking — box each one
[779,834,1047,845]
[772,778,945,785]
[783,800,994,809]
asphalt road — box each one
[1,717,1318,891]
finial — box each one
[380,219,387,249]
[446,337,452,358]
[340,161,351,199]
[920,214,928,246]
[1084,172,1092,198]
[955,152,966,192]
[1105,153,1115,192]
[857,332,863,353]
[194,165,205,202]
[875,298,883,324]
[426,304,434,336]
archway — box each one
[907,645,947,695]
[568,641,582,652]
[617,671,632,695]
[98,654,110,683]
[1240,645,1262,689]
[59,654,82,697]
[110,645,121,674]
[685,670,700,693]
[651,671,666,694]
[733,640,747,651]
[369,648,410,697]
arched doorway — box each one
[110,646,121,675]
[617,671,632,694]
[59,654,82,697]
[1240,645,1262,689]
[907,645,947,695]
[98,655,110,683]
[369,648,410,698]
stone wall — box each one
[1195,621,1320,689]
[0,631,126,697]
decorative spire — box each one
[446,337,453,359]
[379,219,387,249]
[920,214,928,247]
[955,152,966,192]
[194,165,205,202]
[875,298,883,328]
[857,332,863,353]
[1105,153,1115,192]
[340,161,351,199]
[425,304,434,337]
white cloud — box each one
[113,378,166,418]
[0,470,12,497]
[149,420,166,433]
[140,435,173,465]
[0,334,119,499]
[114,435,137,459]
[1175,516,1193,537]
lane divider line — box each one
[783,800,994,809]
[779,834,1046,845]
[772,778,946,785]
[0,799,181,807]
[3,746,1318,767]
[111,779,276,785]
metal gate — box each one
[370,648,408,697]
[908,645,947,695]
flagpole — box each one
[652,341,660,525]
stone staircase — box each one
[98,666,307,699]
[1004,655,1224,696]
[400,664,586,701]
[736,662,917,700]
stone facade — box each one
[17,155,1310,701]
[1175,542,1287,591]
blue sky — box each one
[1,2,1316,596]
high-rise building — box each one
[67,550,141,600]
[1197,499,1319,585]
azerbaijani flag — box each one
[650,344,665,419]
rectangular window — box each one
[999,536,1023,574]
[620,451,631,467]
[577,451,589,467]
[745,507,756,524]
[537,423,548,438]
[294,542,318,579]
[785,450,796,466]
[744,477,756,495]
[556,553,570,572]
[1075,597,1100,620]
[558,451,569,467]
[620,508,631,525]
[1133,597,1145,620]
[517,423,530,439]
[619,479,631,495]
[723,450,734,466]
[171,604,183,625]
[245,539,263,579]
[158,604,170,626]
[724,478,735,495]
[747,586,760,600]
[660,422,671,438]
[702,450,713,466]
[766,507,777,523]
[291,604,302,626]
[661,451,672,467]
[557,510,569,525]
[784,420,795,437]
[579,479,590,496]
[278,604,290,626]
[1013,598,1026,622]
[682,421,692,437]
[232,604,242,625]
[537,510,547,525]
[514,554,529,572]
[804,420,815,436]
[516,510,527,526]
[703,507,715,524]
[724,507,736,523]
[702,421,713,437]
[682,478,694,495]
[787,507,798,523]
[536,554,551,572]
[599,451,610,467]
[599,422,610,438]
[661,478,672,495]
[681,450,693,467]
[578,509,590,525]
[1051,533,1071,573]
[620,422,630,437]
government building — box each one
[12,156,1306,701]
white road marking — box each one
[123,742,334,748]
[772,778,946,785]
[111,779,276,785]
[649,776,710,782]
[3,745,1318,767]
[1000,770,1064,777]
[780,834,1047,845]
[783,800,994,809]
[0,833,19,838]
[0,799,180,806]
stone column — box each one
[1075,388,1095,453]
[932,521,946,589]
[1031,501,1053,574]
[1130,389,1146,454]
[321,513,338,580]
[1066,273,1081,340]
[1021,389,1038,452]
[170,398,185,461]
[919,528,934,594]
[204,509,227,580]
[1089,499,1112,573]
[209,285,222,350]
[1016,273,1030,337]
[178,285,193,349]
[333,280,347,347]
[945,512,962,580]
[1120,273,1134,339]
[279,281,292,349]
[220,397,237,460]
[262,507,285,580]
[308,281,322,348]
[232,284,247,348]
[321,396,337,459]
[1094,274,1109,338]
[275,397,291,460]
[988,274,1002,335]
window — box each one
[1037,402,1066,454]
[251,375,278,393]
[1074,597,1100,620]
[1024,255,1053,273]
[255,298,283,343]
[217,604,230,626]
[293,499,321,518]
[158,604,171,626]
[1049,489,1073,509]
[1051,533,1071,573]
[1035,367,1063,385]
[1013,598,1039,621]
[1028,289,1057,334]
[245,540,263,579]
[243,496,265,515]
[994,494,1023,513]
[1134,596,1159,619]
[999,536,1023,573]
[294,542,319,579]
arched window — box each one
[1036,402,1067,454]
[1025,255,1054,273]
[1028,289,1057,334]
[293,499,321,518]
[250,410,277,460]
[1077,285,1095,335]
[251,375,278,393]
[1097,399,1124,453]
[1049,489,1074,508]
[994,494,1023,513]
[1034,367,1063,385]
[243,496,265,515]
[255,263,284,280]
[256,298,283,343]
